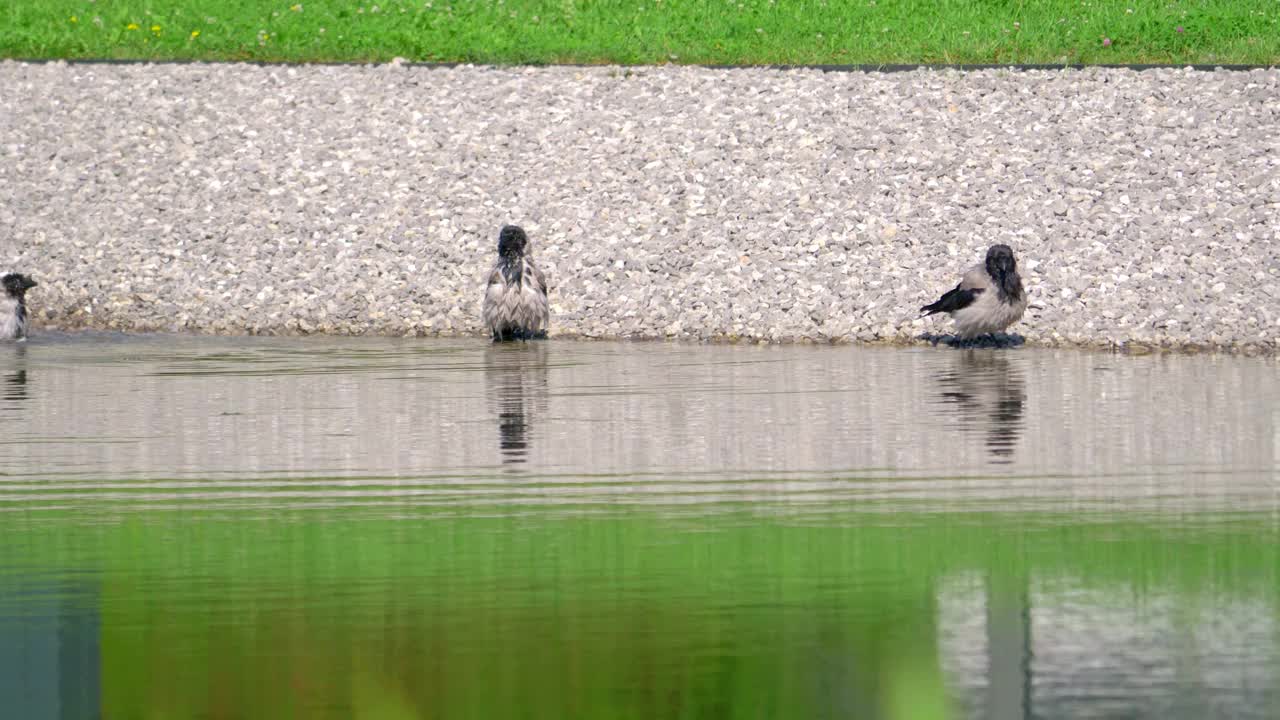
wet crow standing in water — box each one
[1,273,38,341]
[483,226,549,341]
[921,245,1027,340]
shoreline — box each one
[4,62,1278,355]
[22,325,1279,357]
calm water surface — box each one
[0,334,1277,719]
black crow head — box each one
[498,226,528,259]
[985,244,1017,277]
[985,245,1024,301]
[2,273,37,298]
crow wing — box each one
[921,284,983,316]
[921,265,988,316]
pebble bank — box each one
[2,61,1278,353]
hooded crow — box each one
[0,273,38,341]
[920,245,1027,339]
[482,225,549,342]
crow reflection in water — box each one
[2,343,28,402]
[484,342,549,466]
[933,350,1026,463]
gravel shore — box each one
[2,61,1277,352]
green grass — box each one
[2,0,1278,65]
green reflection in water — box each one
[2,509,1277,719]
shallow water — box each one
[1,334,1277,719]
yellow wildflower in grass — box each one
[191,29,201,38]
[69,15,78,23]
[126,22,139,30]
[151,25,161,33]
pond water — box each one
[0,334,1277,719]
